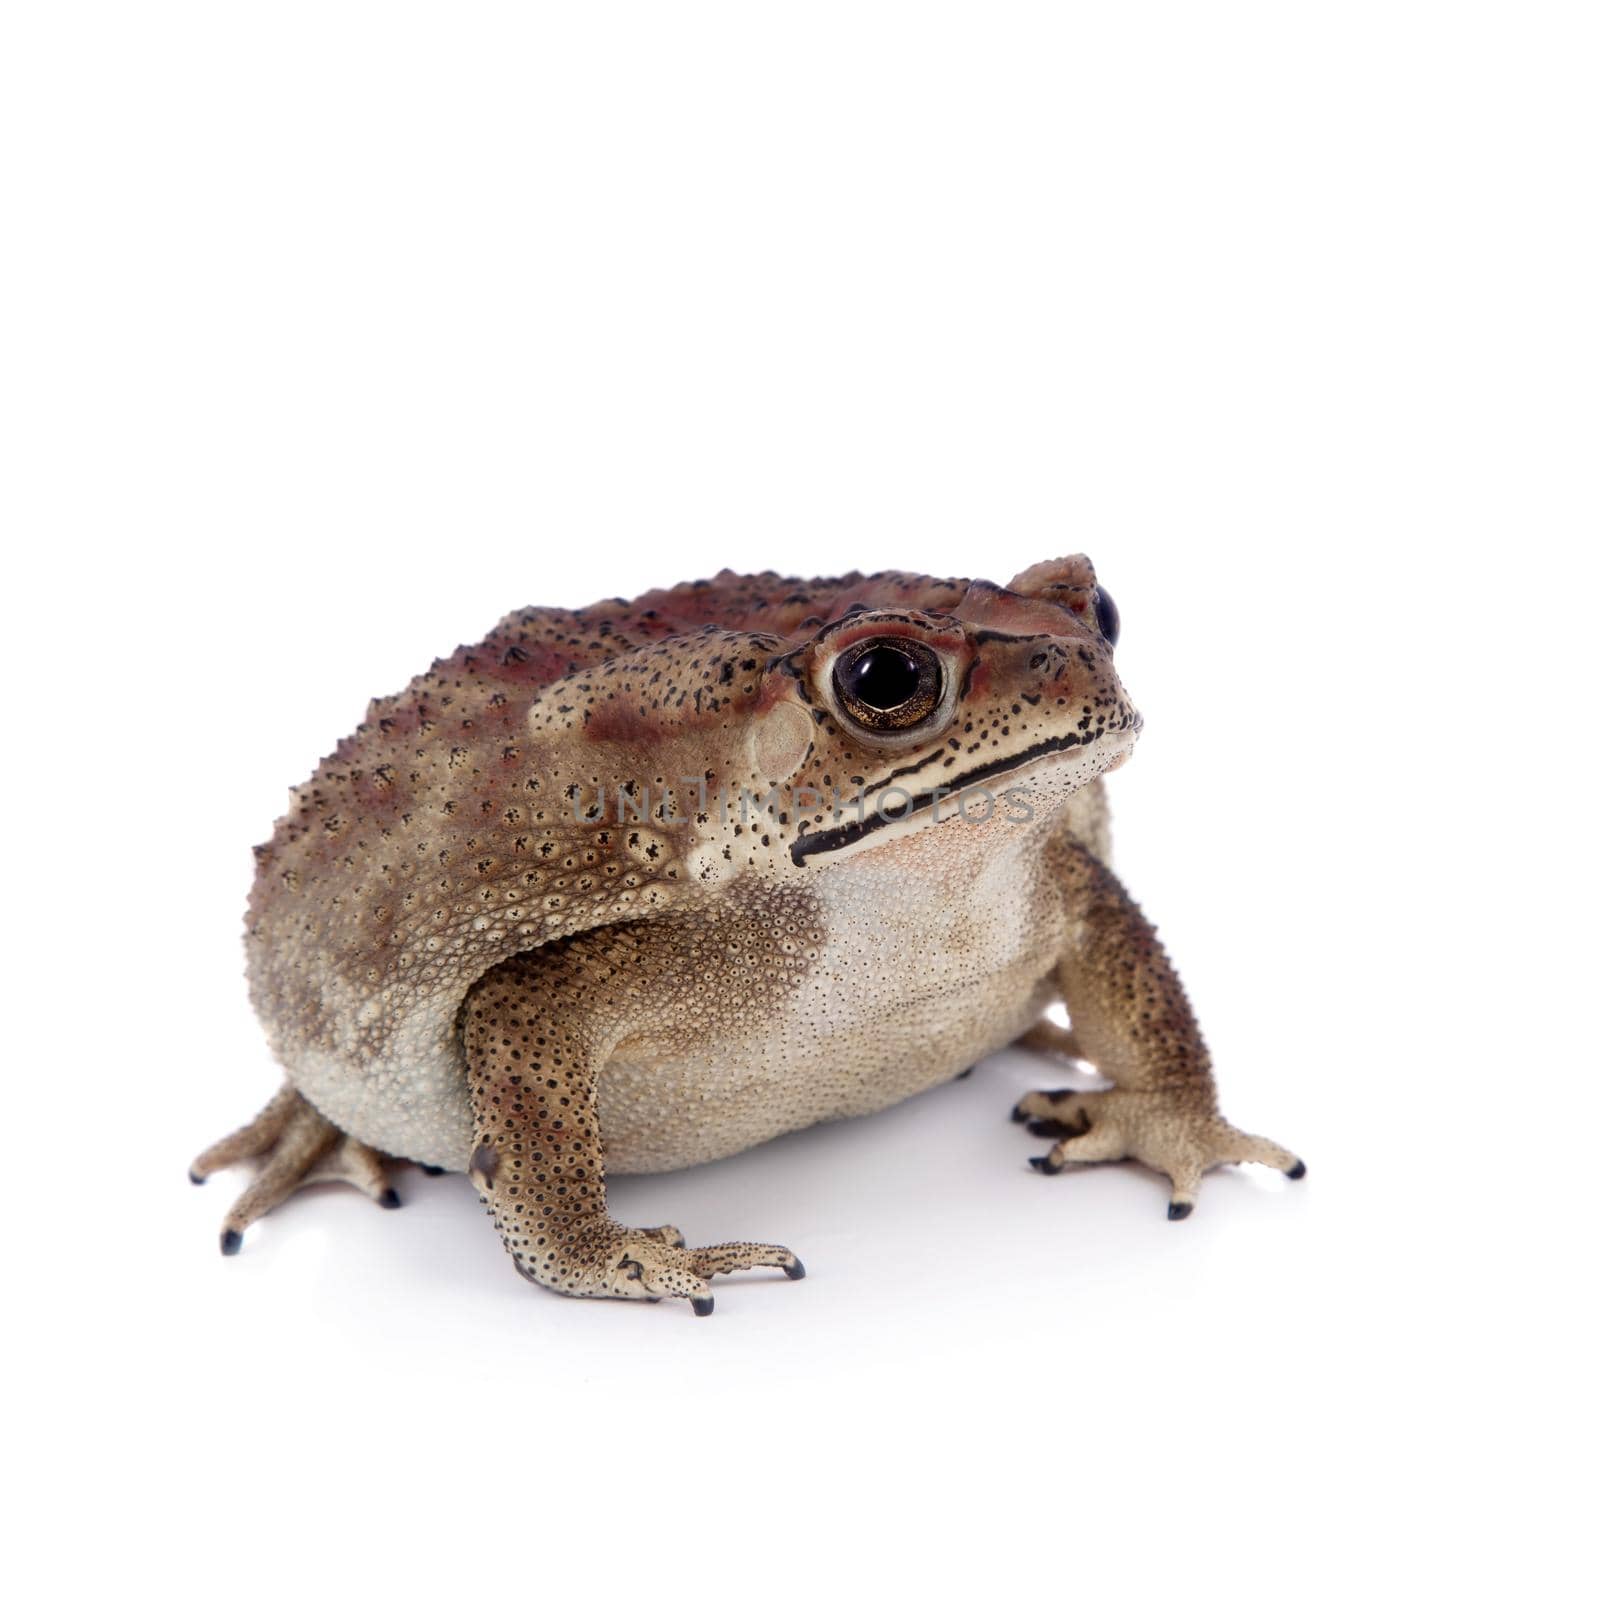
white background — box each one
[4,4,1595,1594]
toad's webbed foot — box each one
[190,1084,405,1254]
[1013,1086,1305,1219]
[502,1215,802,1316]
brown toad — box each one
[194,557,1303,1313]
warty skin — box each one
[193,556,1303,1312]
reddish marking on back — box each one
[580,701,678,745]
[625,571,972,643]
[746,674,777,713]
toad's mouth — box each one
[788,722,1136,866]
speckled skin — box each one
[195,557,1302,1310]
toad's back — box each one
[245,570,972,1162]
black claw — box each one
[188,1168,205,1186]
[955,1065,975,1080]
[1011,1103,1031,1123]
[378,1187,402,1209]
[691,1295,715,1317]
[417,1163,446,1177]
[220,1228,243,1256]
[1029,1154,1062,1175]
[1287,1160,1307,1180]
[784,1258,806,1280]
[1026,1117,1075,1139]
[1167,1201,1194,1221]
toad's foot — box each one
[1013,1086,1305,1218]
[190,1084,403,1254]
[523,1221,804,1316]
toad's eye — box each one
[833,638,942,732]
[1092,586,1120,649]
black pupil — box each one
[846,646,921,711]
[1093,586,1120,648]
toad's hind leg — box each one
[190,1084,402,1254]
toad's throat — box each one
[789,723,1131,866]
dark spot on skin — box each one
[1026,1117,1076,1139]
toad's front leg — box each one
[462,940,803,1316]
[1014,839,1305,1218]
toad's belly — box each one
[598,962,1055,1172]
[284,883,1061,1173]
[601,812,1072,1172]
